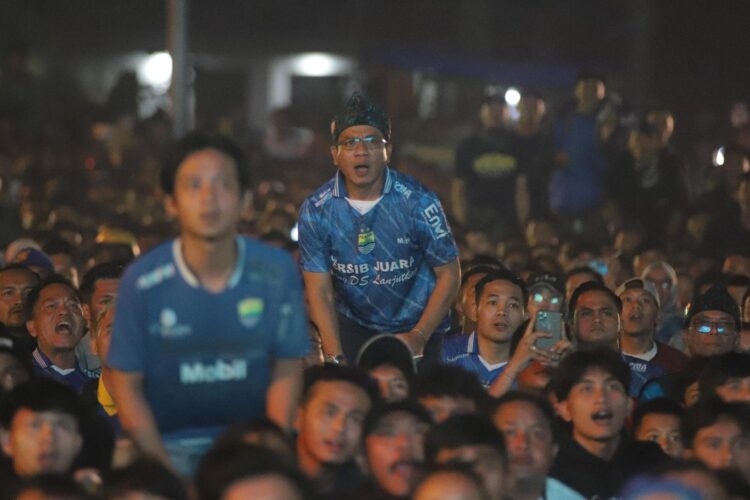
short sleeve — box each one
[412,192,459,268]
[271,254,311,359]
[108,267,147,372]
[298,198,330,273]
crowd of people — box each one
[1,44,750,499]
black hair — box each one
[552,349,630,401]
[568,280,622,318]
[0,378,84,430]
[424,413,507,466]
[564,266,603,285]
[681,398,749,449]
[210,417,293,458]
[24,274,81,320]
[195,444,311,500]
[492,391,559,443]
[698,352,750,400]
[160,131,249,195]
[10,474,87,500]
[463,256,505,272]
[104,457,187,500]
[42,235,75,257]
[575,70,606,85]
[461,264,504,288]
[300,364,380,406]
[362,399,433,439]
[412,365,487,405]
[474,268,528,306]
[632,397,684,434]
[78,261,126,304]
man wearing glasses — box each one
[299,93,460,364]
[681,285,741,358]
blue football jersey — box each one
[299,167,458,333]
[108,236,309,437]
[441,332,509,388]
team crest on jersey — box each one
[238,298,264,328]
[358,229,375,254]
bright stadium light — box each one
[139,52,173,89]
[712,146,725,167]
[504,87,521,107]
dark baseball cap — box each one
[356,334,416,379]
[527,271,565,295]
[684,284,741,330]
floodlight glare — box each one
[139,52,173,89]
[712,146,725,167]
[505,88,521,107]
[295,53,337,77]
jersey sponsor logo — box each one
[358,229,375,254]
[422,203,449,239]
[373,257,414,272]
[136,264,176,290]
[149,308,193,338]
[238,298,264,328]
[179,359,248,384]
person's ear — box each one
[0,428,12,457]
[557,399,572,422]
[164,195,178,218]
[26,320,37,339]
[330,145,340,167]
[384,143,392,163]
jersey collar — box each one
[333,166,394,198]
[173,236,245,290]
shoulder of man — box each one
[300,176,337,211]
[121,239,179,292]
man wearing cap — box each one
[617,278,688,376]
[299,93,460,364]
[680,285,741,358]
[526,271,565,321]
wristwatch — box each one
[325,354,346,365]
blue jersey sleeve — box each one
[412,192,459,268]
[108,267,147,372]
[298,198,330,273]
[272,253,311,359]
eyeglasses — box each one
[532,292,561,305]
[336,135,387,150]
[690,319,736,335]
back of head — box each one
[412,365,486,405]
[195,443,310,500]
[424,413,507,466]
[0,378,83,429]
[104,457,187,500]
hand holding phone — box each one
[534,311,562,351]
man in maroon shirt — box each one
[616,278,688,375]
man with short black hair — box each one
[76,261,125,372]
[295,364,378,496]
[424,413,509,500]
[0,379,85,488]
[492,391,584,500]
[549,349,667,498]
[411,365,486,424]
[109,132,310,475]
[698,352,750,403]
[442,269,527,387]
[357,400,433,499]
[25,275,97,392]
[681,398,750,481]
[0,264,39,354]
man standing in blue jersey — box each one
[299,93,460,363]
[107,133,309,474]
